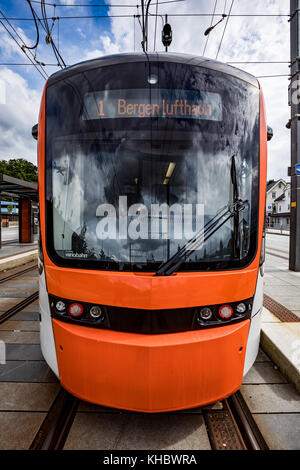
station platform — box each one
[262,233,300,393]
[0,241,38,272]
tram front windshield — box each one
[45,61,259,272]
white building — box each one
[274,183,291,214]
[266,179,286,215]
[266,181,291,230]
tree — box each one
[0,158,38,182]
[267,179,275,187]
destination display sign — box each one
[83,89,222,121]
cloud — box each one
[103,0,290,180]
[0,0,291,181]
[60,0,77,5]
[0,68,40,163]
[82,34,121,61]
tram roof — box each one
[47,52,259,89]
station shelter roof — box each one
[0,174,38,202]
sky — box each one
[0,0,291,181]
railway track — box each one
[203,391,269,450]
[29,388,79,450]
[29,388,268,451]
[0,262,39,324]
[0,263,37,284]
[0,291,39,324]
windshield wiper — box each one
[231,154,240,259]
[155,155,248,277]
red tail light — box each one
[218,304,233,320]
[68,302,84,318]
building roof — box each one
[266,179,286,193]
[274,193,285,202]
[0,174,38,201]
[267,181,277,192]
[270,212,290,218]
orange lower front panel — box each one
[52,318,250,413]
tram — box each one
[36,53,268,412]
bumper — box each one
[53,318,250,413]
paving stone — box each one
[2,281,38,287]
[241,384,300,413]
[22,272,38,279]
[64,413,129,450]
[243,362,288,384]
[253,414,300,450]
[0,331,40,344]
[0,411,46,450]
[0,360,57,382]
[0,297,25,311]
[5,344,43,361]
[64,412,211,450]
[256,349,271,362]
[261,308,280,323]
[0,320,40,331]
[0,382,59,411]
[12,310,39,321]
[263,285,300,299]
[21,303,40,313]
[271,273,300,286]
[262,277,291,286]
[116,413,211,450]
[0,289,35,298]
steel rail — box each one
[29,388,79,450]
[0,264,37,284]
[227,391,269,450]
[203,391,269,450]
[0,291,39,324]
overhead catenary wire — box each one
[153,0,159,51]
[215,0,234,59]
[202,0,218,56]
[0,1,289,75]
[0,13,290,21]
[145,0,153,51]
[30,0,186,6]
[0,17,48,79]
[39,0,67,68]
[0,7,48,78]
[23,0,39,50]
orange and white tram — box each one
[36,53,268,412]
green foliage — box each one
[0,158,38,182]
[7,203,13,213]
[267,179,275,187]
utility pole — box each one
[289,0,300,271]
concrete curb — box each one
[260,308,300,394]
[266,230,289,237]
[0,249,38,272]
